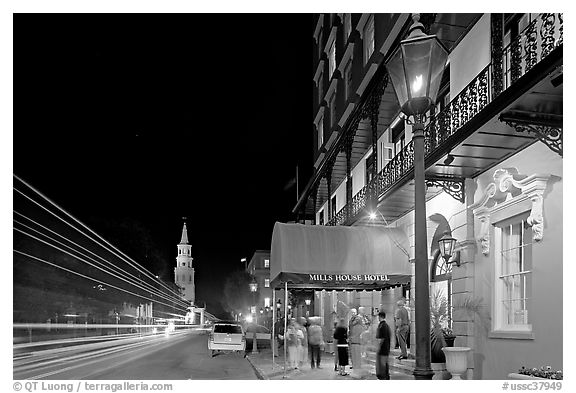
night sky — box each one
[14,14,314,317]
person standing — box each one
[307,317,323,369]
[334,318,349,376]
[297,317,309,368]
[274,317,284,357]
[332,321,339,371]
[282,318,303,369]
[395,299,410,360]
[375,310,392,380]
[349,306,370,377]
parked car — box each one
[244,323,271,350]
[208,322,246,357]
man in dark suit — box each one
[375,310,391,380]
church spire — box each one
[180,219,189,244]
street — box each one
[14,330,258,380]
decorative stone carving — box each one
[475,207,491,255]
[469,169,554,253]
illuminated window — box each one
[363,14,374,64]
[264,297,271,307]
[494,213,533,332]
[264,279,270,288]
[328,39,336,77]
[264,259,270,268]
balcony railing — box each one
[323,13,562,227]
[503,13,563,90]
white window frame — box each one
[264,278,270,288]
[264,259,270,268]
[493,213,533,335]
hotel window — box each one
[365,153,375,185]
[317,116,324,149]
[329,93,336,127]
[264,278,270,288]
[494,213,533,332]
[363,14,375,65]
[264,297,271,307]
[331,195,337,218]
[318,71,324,106]
[264,259,269,268]
[344,59,353,100]
[328,39,336,77]
[318,28,323,60]
[392,121,405,157]
[343,13,351,42]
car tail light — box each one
[241,334,246,343]
[209,333,214,342]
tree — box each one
[222,269,252,318]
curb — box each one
[246,355,268,380]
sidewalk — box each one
[246,347,413,380]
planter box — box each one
[508,373,549,380]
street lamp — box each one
[439,231,458,266]
[305,299,311,317]
[385,13,449,380]
[276,299,282,318]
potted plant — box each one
[430,290,449,363]
[442,326,456,347]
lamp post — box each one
[249,277,258,324]
[305,298,311,317]
[276,299,282,318]
[385,13,449,380]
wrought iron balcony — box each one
[324,13,562,227]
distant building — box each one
[174,222,195,305]
[246,250,280,325]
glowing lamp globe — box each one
[385,16,449,118]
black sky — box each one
[14,14,314,316]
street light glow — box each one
[412,74,423,93]
[369,212,377,220]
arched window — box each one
[431,250,453,328]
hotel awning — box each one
[270,222,411,290]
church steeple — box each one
[174,218,195,305]
[180,222,189,244]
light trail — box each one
[13,212,176,303]
[14,223,188,308]
[14,250,188,312]
[13,175,183,298]
[14,329,196,380]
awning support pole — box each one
[272,289,276,367]
[284,282,288,379]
